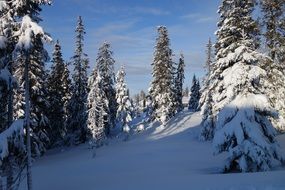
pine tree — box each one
[87,68,107,151]
[66,16,89,145]
[115,66,134,134]
[149,26,176,125]
[174,53,185,112]
[47,40,70,146]
[211,0,284,172]
[188,75,201,111]
[95,42,116,135]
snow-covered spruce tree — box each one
[261,0,285,64]
[149,26,176,125]
[0,0,19,135]
[115,66,134,135]
[13,1,51,188]
[203,38,214,85]
[47,40,70,146]
[212,0,284,172]
[0,2,23,189]
[174,53,185,112]
[199,39,211,110]
[262,58,285,132]
[87,68,108,150]
[199,38,216,141]
[200,0,259,141]
[188,75,201,111]
[260,0,285,132]
[96,42,116,135]
[0,119,26,190]
[66,16,89,145]
[199,38,214,108]
[0,62,22,190]
[199,91,215,141]
[62,62,71,133]
[14,33,51,157]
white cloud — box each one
[94,20,137,37]
[133,7,170,16]
[181,13,216,23]
[181,13,201,19]
[71,1,170,17]
[197,17,215,23]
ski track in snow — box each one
[19,111,285,190]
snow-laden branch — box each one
[14,15,52,51]
[0,119,24,160]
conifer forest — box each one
[0,0,285,190]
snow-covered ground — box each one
[19,111,285,190]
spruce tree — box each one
[14,34,51,157]
[12,1,51,188]
[66,16,89,145]
[0,0,22,135]
[47,40,70,146]
[261,0,285,63]
[188,75,201,111]
[0,1,51,189]
[95,42,116,135]
[62,62,71,134]
[199,39,215,140]
[87,68,107,150]
[199,91,215,141]
[211,0,284,172]
[174,53,185,112]
[115,66,134,133]
[149,26,176,125]
[260,0,285,132]
[199,38,214,108]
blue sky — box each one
[41,0,220,95]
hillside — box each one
[19,111,285,190]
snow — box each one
[15,15,51,51]
[0,1,7,11]
[137,124,145,132]
[213,92,283,172]
[0,36,7,49]
[18,111,285,190]
[0,119,24,160]
[0,68,14,89]
[123,125,130,133]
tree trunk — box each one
[24,52,33,190]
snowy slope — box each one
[19,111,285,190]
